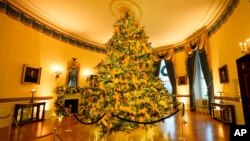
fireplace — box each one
[64,99,79,113]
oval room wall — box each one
[208,0,250,124]
[0,12,105,126]
[0,0,249,127]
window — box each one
[159,59,173,94]
[194,52,207,99]
[198,60,207,99]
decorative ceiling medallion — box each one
[109,0,142,19]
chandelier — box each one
[239,38,250,54]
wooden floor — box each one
[0,111,230,141]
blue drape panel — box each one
[198,50,214,113]
[186,51,197,110]
[164,60,177,102]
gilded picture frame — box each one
[178,75,187,85]
[219,65,229,83]
[21,64,42,84]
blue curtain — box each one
[186,50,197,110]
[164,60,177,102]
[198,50,214,113]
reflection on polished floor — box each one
[0,111,229,141]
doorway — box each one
[236,54,250,124]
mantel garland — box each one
[55,86,85,94]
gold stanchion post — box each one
[8,114,12,141]
[53,127,57,141]
[178,103,188,141]
[64,105,72,132]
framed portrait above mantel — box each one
[219,65,229,83]
[21,64,42,84]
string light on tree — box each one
[74,12,174,137]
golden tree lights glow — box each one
[74,13,174,137]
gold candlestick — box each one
[30,89,36,103]
[218,91,224,104]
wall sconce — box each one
[239,38,250,54]
[55,70,62,78]
[53,66,62,79]
[83,69,92,77]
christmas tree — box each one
[78,12,174,136]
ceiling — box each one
[8,0,230,48]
